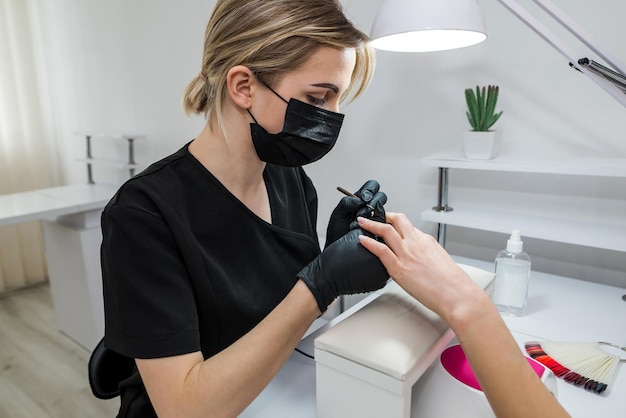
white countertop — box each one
[0,183,117,226]
[456,257,626,417]
[241,257,626,417]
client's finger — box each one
[384,212,415,237]
[358,231,398,272]
[357,215,391,236]
[356,216,404,253]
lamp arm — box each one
[496,0,626,108]
[531,0,626,75]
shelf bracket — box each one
[126,137,136,177]
[432,167,453,247]
[85,134,94,184]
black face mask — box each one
[248,82,344,167]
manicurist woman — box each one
[100,0,569,417]
[101,1,388,416]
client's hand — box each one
[299,228,389,313]
[325,180,387,248]
[355,213,481,323]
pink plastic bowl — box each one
[441,344,547,391]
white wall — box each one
[36,0,625,287]
[35,0,211,183]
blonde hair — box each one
[182,0,375,132]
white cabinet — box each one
[420,153,626,252]
[43,211,104,349]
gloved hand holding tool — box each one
[325,179,387,248]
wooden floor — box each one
[0,283,119,417]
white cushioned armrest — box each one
[314,264,495,381]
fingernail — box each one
[357,216,366,223]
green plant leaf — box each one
[477,86,487,130]
[485,86,498,125]
[465,84,503,131]
[465,88,479,130]
[487,110,503,129]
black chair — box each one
[88,338,136,399]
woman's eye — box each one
[307,95,326,106]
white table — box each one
[241,257,626,417]
[0,184,117,227]
[0,183,118,349]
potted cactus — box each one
[463,85,503,159]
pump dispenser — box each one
[493,230,531,316]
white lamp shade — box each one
[371,0,487,52]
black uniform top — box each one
[100,143,321,416]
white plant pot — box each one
[462,130,502,160]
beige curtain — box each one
[0,0,62,293]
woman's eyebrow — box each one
[311,83,339,93]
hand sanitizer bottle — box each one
[493,230,531,316]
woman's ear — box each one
[226,66,255,109]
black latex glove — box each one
[325,180,387,249]
[299,228,389,313]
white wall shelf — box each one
[75,133,145,183]
[75,157,142,170]
[421,206,626,252]
[423,153,626,177]
[421,153,626,252]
